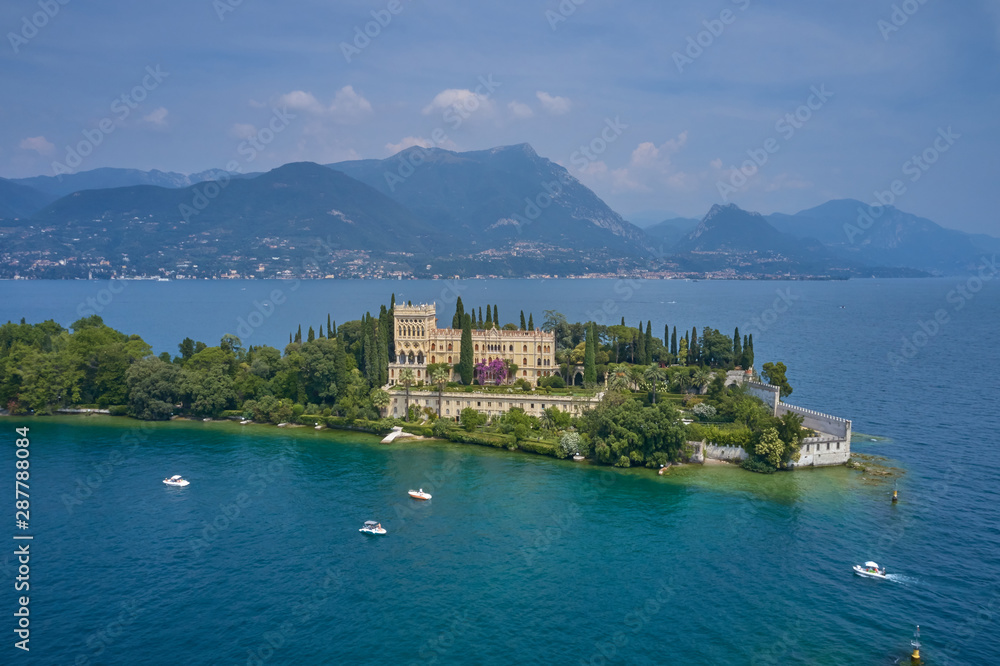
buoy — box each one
[910,625,921,664]
[892,489,898,503]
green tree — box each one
[644,321,653,364]
[458,314,474,384]
[453,297,465,329]
[327,314,333,338]
[733,327,742,364]
[527,313,534,331]
[429,363,450,418]
[492,305,499,328]
[399,369,415,421]
[485,305,493,328]
[671,326,677,357]
[689,327,698,365]
[644,364,665,403]
[584,322,597,385]
[370,388,390,415]
[125,357,179,420]
[761,362,792,397]
[307,326,315,342]
[520,311,527,330]
[460,407,486,432]
[755,427,784,468]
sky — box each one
[2,0,998,234]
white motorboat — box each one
[359,520,386,535]
[408,488,432,500]
[853,561,886,579]
[163,475,189,487]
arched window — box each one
[537,346,542,354]
[431,343,436,351]
[523,344,527,352]
[448,343,453,351]
[523,357,527,366]
[431,356,436,363]
[509,345,514,352]
[407,352,415,363]
[448,356,452,363]
[474,344,479,351]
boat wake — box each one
[884,574,918,585]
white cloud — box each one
[385,136,433,154]
[142,107,169,128]
[385,134,457,155]
[507,100,534,120]
[422,88,496,118]
[229,123,258,139]
[576,132,702,194]
[276,85,372,123]
[536,91,572,115]
[18,136,54,155]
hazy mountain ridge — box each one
[1,146,996,278]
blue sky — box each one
[2,0,998,233]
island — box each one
[0,295,850,474]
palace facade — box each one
[388,304,557,386]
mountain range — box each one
[1,144,995,279]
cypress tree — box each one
[620,316,625,326]
[478,307,483,329]
[390,293,396,309]
[644,321,653,364]
[289,333,293,344]
[307,326,315,342]
[493,305,499,328]
[528,313,534,331]
[520,311,526,330]
[637,324,646,366]
[747,334,754,368]
[584,322,597,384]
[671,326,677,357]
[295,325,302,343]
[733,327,742,365]
[318,324,325,339]
[459,314,474,384]
[453,297,465,329]
[327,314,332,338]
[690,327,698,365]
[377,308,390,386]
[485,305,493,328]
[664,324,669,349]
[331,321,337,338]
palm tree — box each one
[643,364,666,403]
[692,368,713,394]
[370,388,390,416]
[430,366,450,418]
[399,369,415,421]
[608,364,630,393]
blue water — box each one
[1,278,999,664]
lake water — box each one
[1,277,999,664]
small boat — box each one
[163,475,189,487]
[853,561,886,579]
[359,520,386,535]
[408,488,432,500]
[240,420,250,425]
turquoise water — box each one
[2,278,1000,663]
